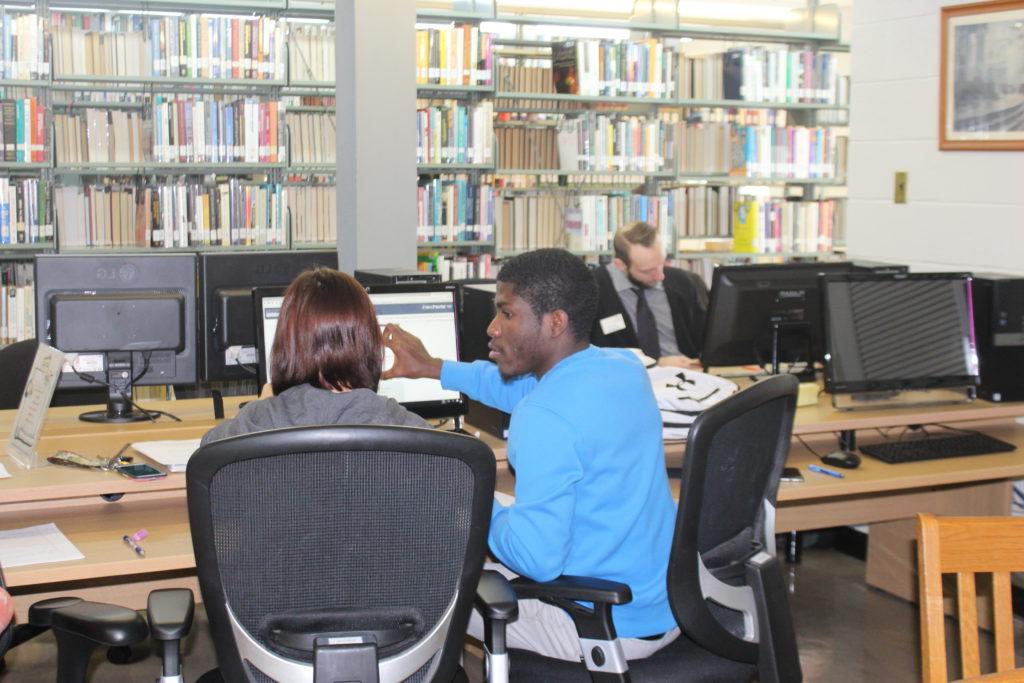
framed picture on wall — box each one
[940,0,1024,150]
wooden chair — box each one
[917,513,1024,682]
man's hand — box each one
[656,354,703,370]
[382,323,443,380]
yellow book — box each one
[732,199,759,253]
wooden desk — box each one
[2,395,1023,618]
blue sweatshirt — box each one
[441,346,677,637]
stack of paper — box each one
[131,439,202,473]
[0,523,84,568]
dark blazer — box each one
[590,266,710,358]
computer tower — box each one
[972,276,1024,402]
[354,268,441,285]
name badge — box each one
[600,313,627,335]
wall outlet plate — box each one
[894,171,908,204]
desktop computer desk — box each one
[2,394,1023,619]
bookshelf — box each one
[405,1,853,279]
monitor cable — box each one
[68,353,181,422]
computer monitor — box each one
[458,281,497,363]
[701,262,860,374]
[253,282,468,420]
[199,250,337,384]
[822,272,979,402]
[34,254,198,423]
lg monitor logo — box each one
[94,263,139,283]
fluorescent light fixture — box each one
[678,1,798,23]
[523,24,631,40]
[115,9,184,16]
[498,0,634,12]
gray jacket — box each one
[200,383,429,446]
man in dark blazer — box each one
[591,222,709,367]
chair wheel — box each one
[107,645,132,664]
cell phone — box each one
[781,467,804,483]
[116,463,167,480]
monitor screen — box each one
[35,254,198,390]
[701,261,859,370]
[822,272,979,394]
[199,250,337,382]
[253,283,467,419]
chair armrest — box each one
[147,589,195,641]
[511,575,632,606]
[475,570,518,622]
[746,553,802,683]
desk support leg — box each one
[784,531,802,564]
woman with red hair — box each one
[201,268,426,445]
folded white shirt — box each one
[648,366,738,440]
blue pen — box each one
[808,464,844,479]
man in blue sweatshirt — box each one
[383,248,678,662]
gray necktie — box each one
[633,287,660,359]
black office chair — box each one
[0,338,37,410]
[0,562,193,682]
[489,374,802,682]
[186,424,501,682]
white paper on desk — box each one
[0,463,9,479]
[131,439,203,472]
[0,523,85,568]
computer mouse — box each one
[821,450,861,469]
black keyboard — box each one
[860,432,1017,464]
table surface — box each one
[2,394,1023,589]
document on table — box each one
[131,439,203,473]
[0,463,9,479]
[0,523,85,568]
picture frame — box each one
[939,0,1024,150]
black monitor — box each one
[458,281,497,363]
[701,261,861,374]
[199,250,337,383]
[822,271,979,397]
[34,254,197,423]
[253,282,468,421]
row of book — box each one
[50,13,285,81]
[54,179,286,249]
[151,97,285,164]
[555,113,675,172]
[55,110,146,164]
[286,112,336,165]
[552,39,677,98]
[496,191,675,253]
[732,197,842,254]
[499,46,848,105]
[0,178,52,245]
[289,23,334,83]
[1,284,34,345]
[416,100,494,166]
[719,47,846,104]
[416,24,494,86]
[0,98,45,163]
[0,12,48,80]
[674,123,846,178]
[418,252,494,281]
[417,174,495,243]
[495,59,586,112]
[287,184,336,245]
[681,48,846,104]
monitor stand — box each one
[767,322,816,383]
[831,385,976,411]
[79,353,158,423]
[449,415,471,435]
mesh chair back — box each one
[667,374,798,663]
[187,425,496,683]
